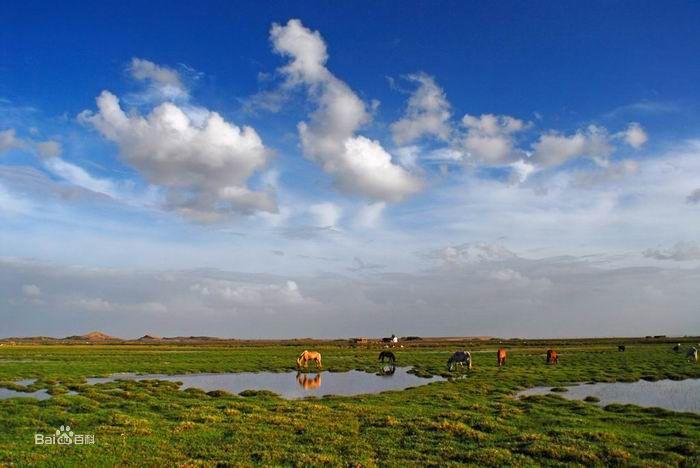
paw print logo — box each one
[55,425,74,444]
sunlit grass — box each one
[0,340,698,465]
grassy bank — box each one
[0,340,698,466]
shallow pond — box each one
[0,379,50,400]
[517,378,700,413]
[2,367,443,400]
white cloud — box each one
[0,183,31,215]
[309,202,342,227]
[509,159,535,183]
[424,242,518,268]
[460,114,527,164]
[69,297,113,312]
[394,145,420,169]
[333,136,423,202]
[391,73,451,145]
[80,90,276,221]
[425,147,464,163]
[43,157,120,199]
[6,251,698,338]
[0,129,23,153]
[486,268,551,289]
[22,284,41,297]
[67,297,168,314]
[35,140,62,158]
[621,122,648,149]
[128,58,187,101]
[354,201,386,229]
[531,125,613,167]
[571,159,639,188]
[270,19,422,202]
[643,241,700,261]
[190,278,314,310]
[270,20,329,84]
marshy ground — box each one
[0,338,699,466]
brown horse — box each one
[497,348,507,367]
[546,349,558,364]
[296,372,322,389]
[296,350,322,369]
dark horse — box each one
[378,351,396,363]
[546,349,558,365]
[618,345,626,352]
[447,351,472,371]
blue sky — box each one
[1,2,700,338]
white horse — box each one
[687,347,698,363]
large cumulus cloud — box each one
[270,19,423,202]
[80,88,276,221]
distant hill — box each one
[136,334,161,341]
[160,336,222,342]
[63,331,121,341]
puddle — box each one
[0,387,52,401]
[16,379,37,386]
[517,378,700,413]
[83,366,443,399]
[1,367,442,400]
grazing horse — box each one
[447,351,472,371]
[687,347,698,363]
[618,345,626,352]
[378,351,396,363]
[497,348,507,367]
[296,372,322,389]
[546,349,559,365]
[673,343,681,353]
[296,350,322,370]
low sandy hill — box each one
[136,335,162,341]
[63,331,121,341]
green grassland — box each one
[0,339,699,466]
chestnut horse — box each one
[497,348,507,367]
[296,350,322,369]
[546,349,558,364]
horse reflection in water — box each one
[296,372,322,390]
[378,364,396,376]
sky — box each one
[1,1,700,339]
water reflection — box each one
[2,367,444,400]
[296,372,322,389]
[83,367,443,399]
